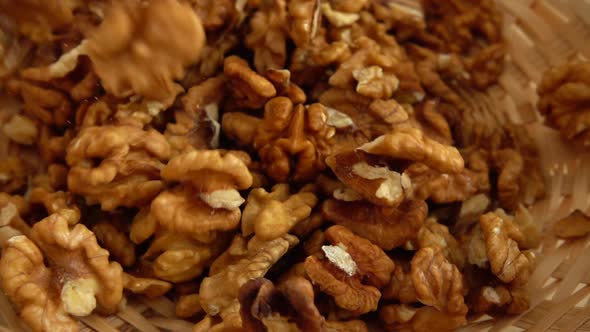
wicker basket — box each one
[2,0,590,331]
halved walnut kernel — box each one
[304,225,394,315]
[322,199,427,250]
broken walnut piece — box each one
[224,55,277,109]
[123,273,172,298]
[553,210,590,238]
[322,199,427,250]
[0,210,123,332]
[470,284,529,315]
[239,277,325,332]
[326,151,411,207]
[304,225,394,315]
[380,304,466,332]
[176,293,203,318]
[246,0,288,72]
[416,218,465,269]
[167,76,226,152]
[241,184,318,240]
[411,247,468,315]
[161,149,253,210]
[199,234,299,316]
[86,0,205,101]
[142,229,229,282]
[479,212,534,285]
[404,163,477,203]
[92,221,136,267]
[66,125,170,210]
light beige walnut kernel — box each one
[2,114,38,145]
[66,125,171,210]
[242,184,318,239]
[86,0,206,101]
[359,127,464,174]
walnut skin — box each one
[86,0,206,101]
[322,199,427,250]
[304,225,394,315]
[553,210,590,239]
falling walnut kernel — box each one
[86,0,205,101]
[2,114,38,145]
[122,273,172,298]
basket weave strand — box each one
[2,0,590,331]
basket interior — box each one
[1,0,590,331]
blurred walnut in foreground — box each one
[86,0,205,101]
[0,210,123,332]
[538,61,590,146]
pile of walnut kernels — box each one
[0,0,549,331]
